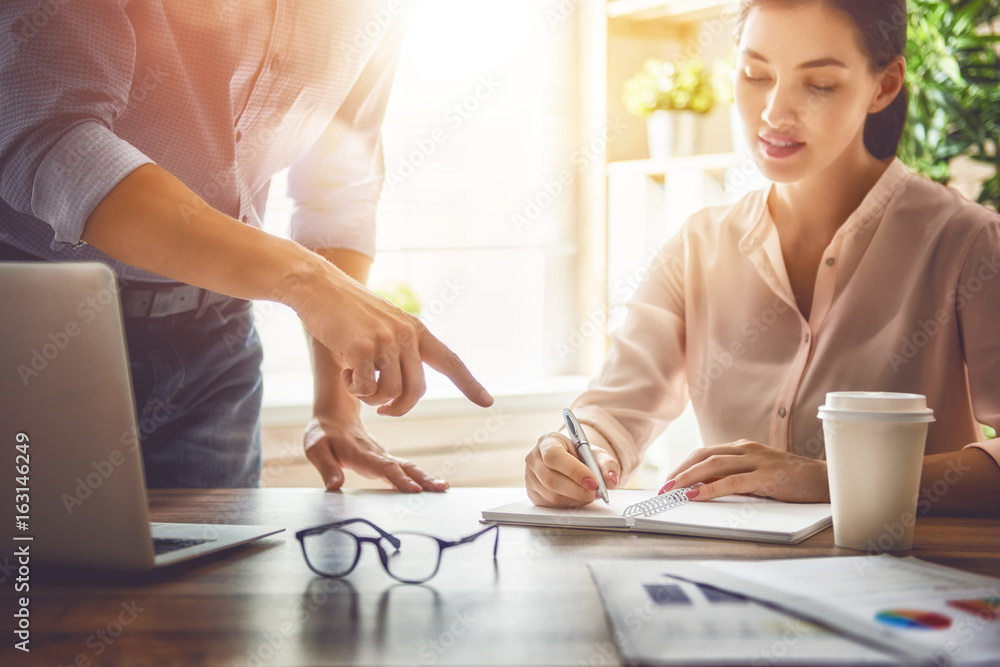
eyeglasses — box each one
[295,518,499,584]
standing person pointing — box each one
[0,1,492,490]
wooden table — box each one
[10,488,1000,666]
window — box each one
[257,0,588,410]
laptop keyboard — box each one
[153,537,214,555]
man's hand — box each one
[82,165,492,418]
[301,248,453,493]
[663,440,829,503]
[294,263,491,416]
[304,413,448,493]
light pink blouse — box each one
[573,159,1000,481]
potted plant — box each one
[902,0,999,210]
[623,58,718,158]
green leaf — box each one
[902,0,999,208]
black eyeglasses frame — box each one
[295,517,499,584]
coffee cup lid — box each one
[817,391,935,423]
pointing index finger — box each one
[419,330,493,407]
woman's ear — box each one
[869,55,906,114]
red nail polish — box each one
[582,477,598,492]
[686,488,700,500]
[608,471,619,486]
[658,480,676,495]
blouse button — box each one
[778,407,787,418]
[826,257,835,266]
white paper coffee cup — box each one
[818,392,934,552]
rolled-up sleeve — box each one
[286,7,407,259]
[0,1,152,250]
[958,215,1000,465]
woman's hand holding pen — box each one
[662,440,830,504]
[525,432,621,507]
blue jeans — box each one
[124,297,263,488]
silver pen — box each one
[563,408,609,504]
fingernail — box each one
[686,488,700,500]
[480,389,493,405]
[582,477,598,492]
[608,471,619,486]
[658,480,676,495]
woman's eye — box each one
[741,71,769,83]
[809,84,836,94]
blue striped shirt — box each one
[0,0,407,281]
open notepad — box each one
[482,488,832,544]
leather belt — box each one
[0,243,230,317]
[120,282,231,318]
[0,243,232,318]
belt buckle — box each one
[148,286,176,317]
[149,284,199,317]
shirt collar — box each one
[737,157,910,256]
[738,185,773,255]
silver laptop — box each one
[0,262,283,571]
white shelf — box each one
[606,0,736,23]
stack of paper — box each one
[657,556,1000,667]
[589,559,899,666]
[590,555,1000,666]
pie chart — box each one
[874,609,952,630]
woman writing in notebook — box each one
[526,0,1000,511]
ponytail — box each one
[864,85,908,160]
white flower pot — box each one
[647,110,697,159]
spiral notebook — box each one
[481,488,832,544]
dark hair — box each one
[735,0,908,159]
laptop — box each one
[0,262,283,571]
